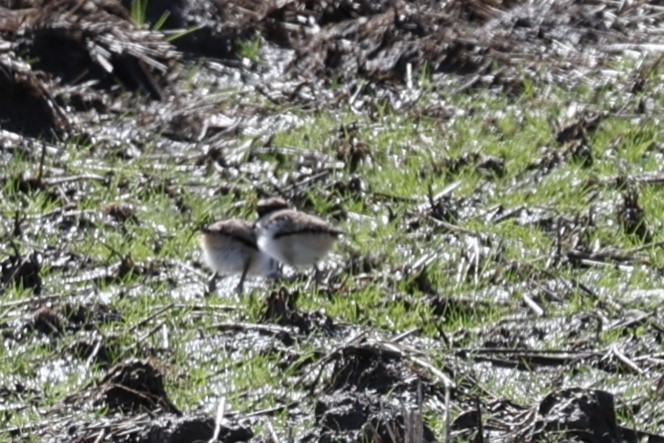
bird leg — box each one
[236,260,250,296]
[303,263,322,292]
[264,258,283,285]
[205,272,219,297]
[314,263,322,281]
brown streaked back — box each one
[200,218,258,250]
[267,210,344,239]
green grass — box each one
[2,53,664,441]
[129,0,170,30]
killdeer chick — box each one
[199,218,274,295]
[254,197,344,269]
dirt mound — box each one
[99,359,180,414]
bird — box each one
[199,218,275,295]
[254,197,344,269]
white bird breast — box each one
[257,231,337,267]
[202,244,273,276]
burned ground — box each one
[1,0,664,442]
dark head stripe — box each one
[274,228,343,239]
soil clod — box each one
[313,392,435,443]
[100,359,181,415]
[141,415,253,443]
[29,306,64,336]
[1,250,42,293]
[618,187,652,242]
[533,388,625,443]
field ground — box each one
[1,1,664,442]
